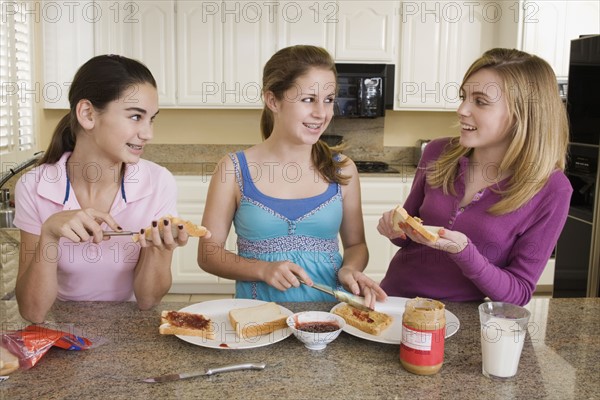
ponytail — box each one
[39,113,76,165]
[312,140,350,184]
[260,108,274,140]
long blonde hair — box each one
[428,48,569,215]
[261,45,349,184]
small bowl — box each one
[286,311,345,351]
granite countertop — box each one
[159,162,417,178]
[1,298,599,399]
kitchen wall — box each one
[38,108,458,150]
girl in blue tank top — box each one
[198,45,387,307]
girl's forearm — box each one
[133,248,173,309]
[198,241,269,282]
[16,237,59,323]
[339,242,369,273]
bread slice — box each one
[0,346,19,375]
[133,215,208,242]
[332,304,392,336]
[159,310,215,339]
[392,206,440,243]
[228,302,288,338]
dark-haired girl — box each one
[14,55,198,323]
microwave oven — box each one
[334,63,395,118]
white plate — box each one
[330,297,460,345]
[175,299,293,350]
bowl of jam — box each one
[286,311,345,351]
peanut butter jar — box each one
[400,297,446,375]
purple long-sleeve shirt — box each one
[380,138,572,306]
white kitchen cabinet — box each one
[177,1,275,108]
[396,0,496,110]
[171,176,236,293]
[94,1,177,106]
[335,1,399,62]
[41,1,404,109]
[222,6,276,107]
[359,176,413,282]
[277,1,398,62]
[521,0,599,78]
[276,1,336,52]
[42,7,94,108]
[175,1,223,107]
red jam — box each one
[296,321,340,333]
[166,311,210,330]
[351,308,374,323]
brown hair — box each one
[427,48,569,215]
[40,55,157,165]
[261,45,349,184]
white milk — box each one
[480,317,526,378]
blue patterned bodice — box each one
[230,151,343,302]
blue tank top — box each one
[229,151,344,302]
[235,151,338,219]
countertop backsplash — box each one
[143,117,416,170]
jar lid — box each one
[405,297,445,313]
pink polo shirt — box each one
[14,152,178,302]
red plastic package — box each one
[1,324,104,374]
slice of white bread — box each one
[133,215,208,242]
[159,310,215,339]
[0,346,19,375]
[332,304,393,336]
[228,302,288,338]
[392,206,440,243]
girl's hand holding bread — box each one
[383,206,468,254]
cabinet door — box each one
[222,2,276,108]
[444,6,496,109]
[176,2,223,106]
[335,1,398,62]
[42,10,94,108]
[397,1,497,110]
[360,177,413,282]
[94,1,176,106]
[397,5,446,109]
[522,1,567,76]
[172,176,236,293]
[277,1,335,52]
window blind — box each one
[0,6,35,158]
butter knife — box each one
[102,231,136,237]
[142,362,266,383]
[299,280,372,312]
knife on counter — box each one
[298,279,372,312]
[142,362,266,383]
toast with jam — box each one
[159,310,215,339]
[333,304,392,336]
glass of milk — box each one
[478,302,531,380]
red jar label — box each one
[400,323,445,366]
